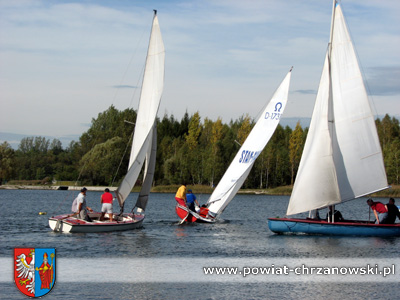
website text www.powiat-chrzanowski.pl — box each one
[203,264,396,278]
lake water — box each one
[1,189,399,299]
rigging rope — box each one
[111,27,147,108]
[111,130,134,187]
[52,159,89,216]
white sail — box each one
[116,12,165,207]
[207,69,292,217]
[287,2,388,216]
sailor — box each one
[367,199,388,224]
[386,198,400,224]
[199,205,209,218]
[186,189,199,212]
[70,187,93,221]
[326,206,344,222]
[175,182,187,207]
[100,188,113,222]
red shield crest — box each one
[14,248,56,298]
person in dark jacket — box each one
[326,205,344,222]
[386,198,400,224]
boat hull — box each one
[49,212,144,233]
[268,218,400,237]
[175,204,215,223]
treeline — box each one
[1,106,399,188]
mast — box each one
[329,0,337,49]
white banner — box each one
[2,257,399,283]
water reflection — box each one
[174,227,187,238]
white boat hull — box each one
[49,212,144,233]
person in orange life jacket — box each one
[175,182,187,207]
[100,188,113,221]
[199,205,209,218]
[386,198,400,224]
[367,198,389,224]
[186,189,199,212]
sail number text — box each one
[239,150,261,164]
[265,102,283,120]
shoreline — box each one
[0,185,266,194]
[1,184,399,197]
[0,185,117,192]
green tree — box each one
[162,138,186,184]
[384,138,400,185]
[15,137,53,180]
[79,137,125,186]
[0,142,15,183]
[237,114,252,145]
[289,122,304,185]
[255,142,275,188]
[4,110,399,191]
[185,112,202,183]
[209,118,224,186]
[185,112,201,151]
[377,115,400,185]
[80,105,136,154]
[50,139,63,155]
[18,136,50,153]
[377,114,400,149]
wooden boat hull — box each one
[49,212,144,233]
[268,218,400,237]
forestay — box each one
[207,69,292,217]
[286,2,388,216]
[116,13,165,209]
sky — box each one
[1,0,399,145]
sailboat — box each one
[176,68,292,223]
[49,11,165,233]
[268,1,400,237]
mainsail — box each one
[207,69,292,217]
[286,1,388,216]
[116,11,165,210]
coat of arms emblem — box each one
[14,248,56,298]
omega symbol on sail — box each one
[265,102,283,120]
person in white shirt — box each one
[70,187,93,221]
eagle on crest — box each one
[15,249,35,294]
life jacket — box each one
[199,207,209,218]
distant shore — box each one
[1,184,399,197]
[0,185,115,192]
